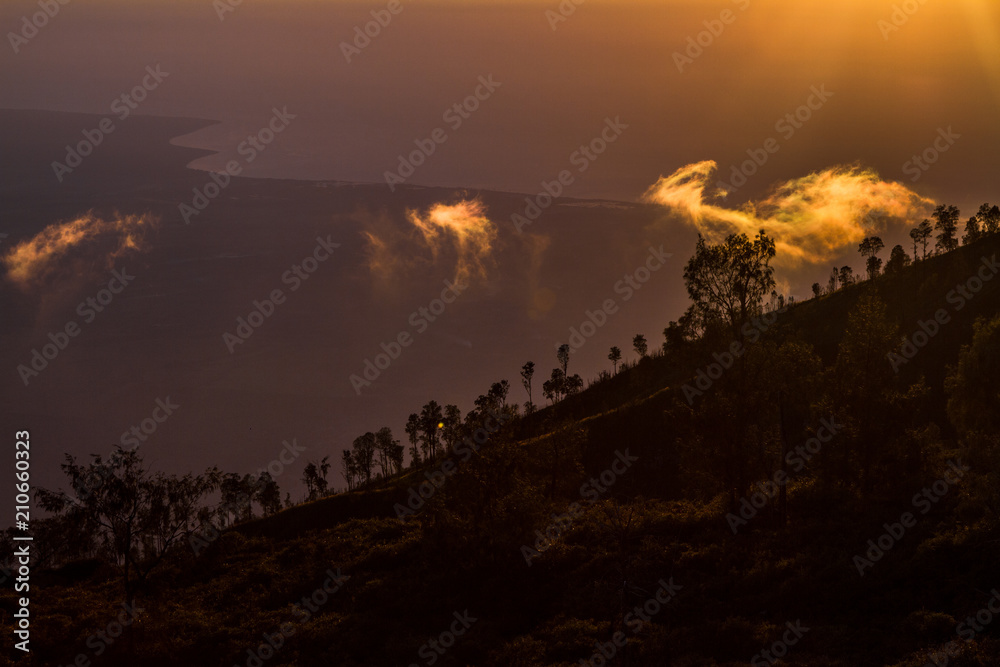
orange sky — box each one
[1,0,998,212]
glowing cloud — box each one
[3,213,156,291]
[406,199,497,285]
[363,199,498,287]
[642,161,935,266]
[361,229,394,281]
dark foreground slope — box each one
[6,233,1000,666]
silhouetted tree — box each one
[963,216,982,245]
[682,230,776,340]
[318,456,330,494]
[405,413,421,467]
[858,236,884,280]
[375,427,399,478]
[633,334,647,358]
[472,382,509,419]
[350,432,376,485]
[933,204,960,253]
[419,401,444,459]
[490,380,510,407]
[608,346,622,374]
[838,266,855,287]
[663,310,697,353]
[827,266,839,293]
[303,455,332,499]
[911,220,932,259]
[557,344,570,375]
[767,290,786,312]
[220,473,258,524]
[866,256,883,280]
[976,203,1000,234]
[812,283,822,298]
[254,471,282,516]
[341,450,356,490]
[443,404,463,453]
[389,440,405,474]
[884,244,911,274]
[520,361,535,413]
[36,447,217,604]
[543,368,565,404]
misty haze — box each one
[2,1,1000,666]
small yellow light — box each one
[438,422,444,429]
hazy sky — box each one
[2,0,999,212]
